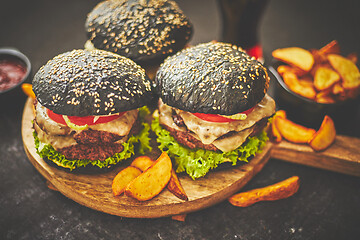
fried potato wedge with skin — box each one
[271,119,282,143]
[282,72,316,99]
[310,62,332,77]
[112,166,142,196]
[277,65,306,77]
[228,176,300,207]
[328,54,360,89]
[319,40,340,55]
[130,156,154,172]
[125,152,172,201]
[271,110,287,143]
[314,66,340,91]
[21,83,36,99]
[275,110,287,119]
[298,76,314,88]
[168,169,189,201]
[315,91,336,104]
[275,117,316,143]
[309,116,336,151]
[171,214,187,222]
[311,49,328,65]
[332,82,343,94]
[310,41,340,66]
[272,47,314,72]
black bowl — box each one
[268,61,360,137]
[0,48,32,110]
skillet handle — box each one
[270,135,360,177]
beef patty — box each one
[57,118,141,161]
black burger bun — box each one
[155,42,270,115]
[85,0,193,65]
[32,49,152,116]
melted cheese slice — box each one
[36,102,138,137]
[159,94,275,152]
[34,121,77,149]
[212,127,254,152]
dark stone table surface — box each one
[1,0,359,239]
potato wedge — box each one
[275,117,316,143]
[282,72,316,99]
[228,176,300,207]
[275,110,287,119]
[315,91,335,104]
[314,66,340,91]
[311,49,328,65]
[319,40,340,55]
[298,76,314,88]
[328,54,360,89]
[112,166,142,196]
[125,152,172,201]
[171,214,187,222]
[272,47,314,72]
[168,169,188,201]
[21,83,36,99]
[332,82,344,94]
[277,65,306,77]
[271,120,282,143]
[271,110,287,143]
[130,156,154,172]
[310,62,332,77]
[309,115,336,151]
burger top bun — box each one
[32,49,152,116]
[155,42,270,115]
[85,0,193,65]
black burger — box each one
[85,0,193,79]
[153,42,276,179]
[32,49,153,170]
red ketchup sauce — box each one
[0,59,27,92]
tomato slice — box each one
[191,106,255,123]
[241,106,255,115]
[47,109,67,125]
[47,109,125,126]
[67,113,124,126]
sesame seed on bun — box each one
[32,49,152,116]
[155,42,270,115]
[85,0,193,65]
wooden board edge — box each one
[271,139,360,177]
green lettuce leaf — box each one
[33,107,152,170]
[151,117,268,179]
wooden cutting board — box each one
[21,98,360,218]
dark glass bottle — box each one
[217,0,269,59]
